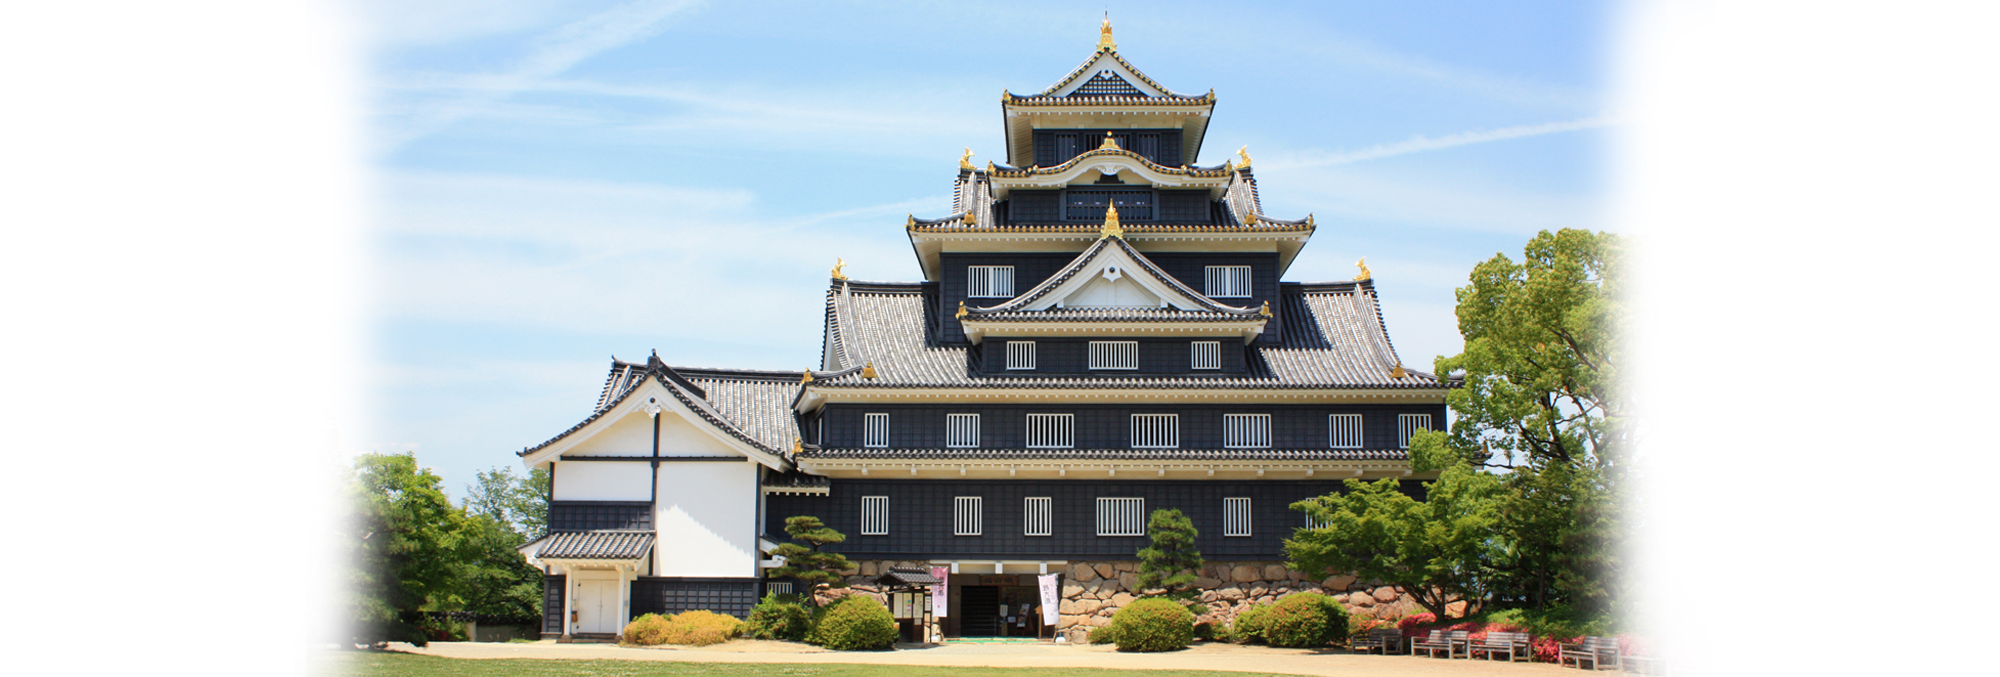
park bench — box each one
[1471,630,1532,662]
[1349,628,1403,655]
[1412,629,1469,658]
[1560,636,1621,670]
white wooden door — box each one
[577,580,618,633]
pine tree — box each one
[1135,508,1203,602]
[766,515,854,603]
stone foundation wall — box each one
[820,559,1461,643]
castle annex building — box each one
[516,21,1454,641]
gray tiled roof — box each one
[818,278,1443,390]
[966,236,1261,319]
[536,530,656,559]
[804,447,1409,462]
[521,360,803,459]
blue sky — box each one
[356,0,1618,498]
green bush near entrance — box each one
[807,595,899,651]
[1258,592,1348,648]
[746,593,812,641]
[1106,597,1194,652]
[1231,602,1273,644]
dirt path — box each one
[401,640,1578,677]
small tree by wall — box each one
[766,516,853,604]
[1135,508,1204,604]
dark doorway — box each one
[958,586,999,637]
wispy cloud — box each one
[1265,117,1612,171]
[377,0,705,150]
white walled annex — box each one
[653,461,760,577]
[551,459,651,501]
[654,409,741,457]
[564,411,652,456]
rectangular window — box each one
[860,496,888,535]
[1096,497,1145,536]
[1305,511,1329,530]
[1204,265,1252,297]
[1131,413,1179,449]
[863,413,889,448]
[1224,497,1252,537]
[1023,497,1052,536]
[968,265,1015,298]
[767,581,793,596]
[1006,341,1036,370]
[945,413,980,449]
[1399,413,1433,448]
[953,496,983,536]
[1088,341,1138,370]
[1025,413,1074,449]
[1191,341,1221,370]
[1224,414,1271,449]
[1329,414,1363,449]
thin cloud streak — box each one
[377,0,705,151]
[1266,117,1612,171]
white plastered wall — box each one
[656,411,740,457]
[552,460,651,501]
[653,461,759,577]
[566,410,652,456]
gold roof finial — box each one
[1098,13,1116,51]
[861,362,878,379]
[963,208,976,225]
[830,257,847,280]
[906,214,916,228]
[800,371,814,384]
[1355,257,1372,281]
[1100,203,1124,239]
[1259,300,1272,318]
[960,147,974,170]
[791,437,803,454]
[1236,145,1253,168]
[1391,363,1407,379]
[956,301,968,319]
[1099,131,1120,151]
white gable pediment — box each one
[523,377,790,471]
[1026,244,1206,312]
[1050,53,1170,98]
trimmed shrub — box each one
[1195,619,1235,643]
[746,593,812,641]
[1233,602,1273,644]
[622,613,672,645]
[1260,592,1348,648]
[1107,597,1195,652]
[807,595,898,651]
[1087,624,1119,644]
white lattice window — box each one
[1305,510,1330,530]
[1025,413,1074,449]
[1204,265,1252,297]
[1191,341,1221,370]
[863,413,889,448]
[1224,414,1271,449]
[860,496,888,535]
[1224,497,1252,537]
[1329,414,1363,449]
[1023,497,1052,536]
[1398,413,1432,449]
[1096,497,1145,536]
[1006,341,1036,370]
[1131,413,1179,449]
[1088,341,1138,370]
[968,265,1015,298]
[954,496,983,536]
[945,413,980,448]
[767,581,793,595]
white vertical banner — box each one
[1037,573,1061,626]
[931,566,949,617]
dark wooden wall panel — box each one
[819,403,1443,451]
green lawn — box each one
[333,652,1301,677]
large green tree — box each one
[456,466,551,620]
[766,516,854,602]
[1135,508,1203,602]
[1285,466,1504,618]
[1406,228,1626,617]
[344,453,468,645]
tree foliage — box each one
[766,515,854,600]
[1285,466,1504,618]
[1135,508,1204,602]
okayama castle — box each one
[515,20,1454,642]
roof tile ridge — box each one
[966,237,1114,313]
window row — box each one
[858,495,1265,538]
[857,412,1434,449]
[965,265,1255,299]
[1002,340,1224,371]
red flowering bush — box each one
[1396,613,1436,631]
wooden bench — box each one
[1412,629,1469,658]
[1348,628,1403,655]
[1471,630,1532,662]
[1560,636,1621,670]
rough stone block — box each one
[1094,563,1117,580]
[1070,563,1098,582]
[1373,586,1399,603]
[1232,565,1261,582]
[1263,564,1289,581]
[1323,575,1357,591]
[1347,591,1375,607]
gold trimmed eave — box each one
[987,147,1237,194]
[957,317,1268,344]
[904,223,1316,282]
[795,458,1433,482]
[794,385,1451,413]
